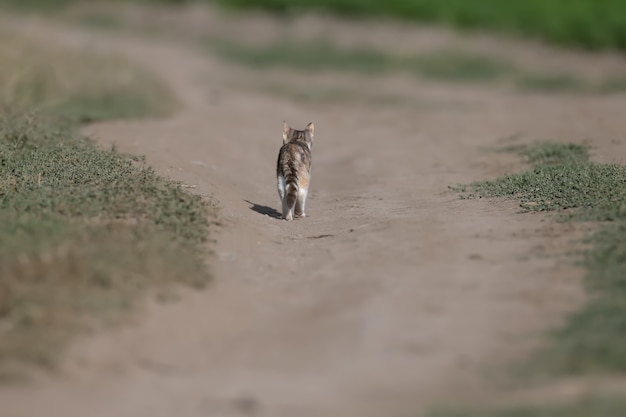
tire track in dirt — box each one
[5,15,626,417]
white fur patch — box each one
[277,175,286,199]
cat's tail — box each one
[285,182,298,213]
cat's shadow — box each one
[244,200,281,219]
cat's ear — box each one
[306,122,314,137]
[283,120,292,144]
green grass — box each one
[0,0,76,11]
[596,78,626,94]
[241,81,454,109]
[408,50,515,83]
[211,40,516,82]
[430,396,626,417]
[3,0,625,51]
[211,39,626,95]
[519,142,590,166]
[214,0,626,52]
[72,12,123,30]
[516,73,588,93]
[212,39,395,75]
[439,142,626,417]
[0,0,183,12]
[0,34,211,378]
[470,143,626,221]
[0,112,212,379]
[459,142,626,375]
[214,40,517,82]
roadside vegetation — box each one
[0,34,175,123]
[210,39,626,94]
[445,142,626,415]
[6,1,625,96]
[215,0,626,52]
[431,396,626,417]
[469,143,626,374]
[0,33,211,379]
[2,1,625,52]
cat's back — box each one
[277,140,311,176]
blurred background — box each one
[4,0,626,97]
[1,2,626,417]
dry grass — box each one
[0,32,175,122]
[0,33,211,379]
[442,143,626,416]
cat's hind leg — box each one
[295,187,308,218]
[282,198,293,221]
[283,183,297,221]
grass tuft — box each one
[0,112,208,243]
[0,33,209,377]
[461,142,626,375]
[441,141,626,417]
[519,142,589,166]
[471,143,626,222]
[0,112,212,377]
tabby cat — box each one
[276,121,314,221]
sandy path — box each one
[3,13,626,417]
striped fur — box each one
[276,121,314,221]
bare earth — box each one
[3,10,626,417]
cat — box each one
[276,121,314,221]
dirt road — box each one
[3,11,626,417]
